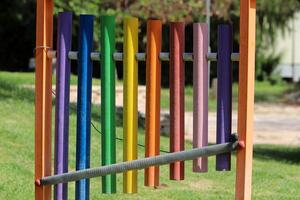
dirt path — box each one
[64,86,300,146]
[185,104,300,146]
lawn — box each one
[0,72,299,199]
[0,71,294,112]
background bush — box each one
[0,0,300,85]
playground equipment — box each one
[34,0,256,200]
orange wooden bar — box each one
[235,0,256,199]
[169,22,185,180]
[35,0,54,200]
[144,19,162,187]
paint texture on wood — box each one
[145,20,162,187]
[123,17,138,193]
[192,23,208,173]
[54,12,72,200]
[100,15,117,194]
[169,22,185,180]
[35,0,53,199]
[216,24,233,171]
[235,0,256,199]
[75,15,93,200]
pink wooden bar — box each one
[192,23,208,172]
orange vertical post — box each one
[35,0,54,200]
[235,0,256,200]
[145,20,162,187]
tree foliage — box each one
[1,0,300,83]
[0,0,36,70]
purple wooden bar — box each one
[216,24,232,171]
[54,12,72,200]
[192,23,208,172]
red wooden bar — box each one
[169,22,185,180]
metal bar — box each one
[39,140,238,186]
[47,50,239,62]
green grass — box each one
[0,71,103,86]
[0,73,299,199]
[0,72,293,112]
[161,80,293,111]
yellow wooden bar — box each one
[123,17,138,193]
[235,0,256,199]
[35,0,54,199]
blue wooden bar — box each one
[76,15,94,200]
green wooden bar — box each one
[100,15,116,194]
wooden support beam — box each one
[35,0,54,200]
[235,0,256,199]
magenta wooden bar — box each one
[192,23,208,172]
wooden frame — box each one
[35,0,53,199]
[236,0,256,199]
[35,0,256,199]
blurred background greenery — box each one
[1,1,300,199]
[1,0,300,85]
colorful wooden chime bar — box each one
[123,17,139,193]
[169,22,185,180]
[76,15,94,200]
[145,19,162,187]
[192,23,208,172]
[35,0,256,198]
[100,15,117,194]
[54,12,72,200]
[216,24,233,171]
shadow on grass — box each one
[0,78,145,131]
[68,103,146,129]
[0,79,35,102]
[254,145,300,164]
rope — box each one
[33,46,52,55]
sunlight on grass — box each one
[0,74,299,199]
